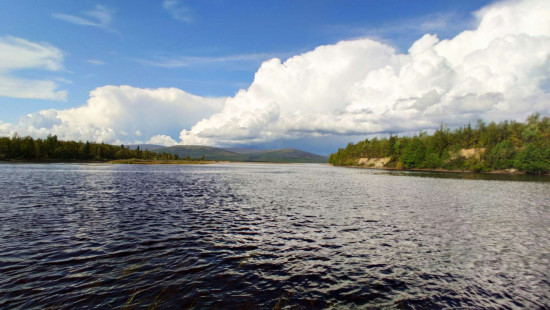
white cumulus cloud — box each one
[147,135,178,146]
[0,36,66,101]
[2,0,550,152]
[179,0,550,146]
[2,85,224,144]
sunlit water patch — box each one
[1,163,549,309]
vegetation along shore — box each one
[0,135,203,163]
[0,135,325,164]
[2,113,549,174]
[329,114,550,174]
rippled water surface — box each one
[1,163,549,309]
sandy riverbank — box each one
[339,164,548,175]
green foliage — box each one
[0,135,213,162]
[401,136,426,168]
[514,143,550,174]
[486,141,516,169]
[423,152,443,169]
[442,155,466,171]
[328,114,550,174]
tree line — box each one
[0,134,203,162]
[328,113,550,174]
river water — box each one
[1,163,549,309]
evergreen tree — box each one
[328,113,550,174]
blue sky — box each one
[1,0,549,154]
[0,0,487,120]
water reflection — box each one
[367,168,550,182]
[0,163,549,309]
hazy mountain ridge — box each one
[127,144,165,151]
[156,146,243,161]
[223,147,263,154]
[154,145,327,163]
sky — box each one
[1,0,549,155]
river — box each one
[1,163,549,309]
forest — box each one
[0,134,199,162]
[328,113,550,174]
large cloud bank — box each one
[180,0,550,145]
[4,86,224,145]
[2,0,550,148]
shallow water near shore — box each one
[1,163,549,309]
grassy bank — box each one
[108,159,216,165]
[337,164,539,175]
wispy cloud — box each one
[141,53,280,68]
[0,36,67,101]
[135,50,305,73]
[163,0,193,23]
[87,59,105,65]
[325,11,475,47]
[52,5,115,31]
[52,77,72,84]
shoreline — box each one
[2,159,547,175]
[336,164,550,176]
[0,159,321,165]
[107,159,216,165]
[0,159,217,165]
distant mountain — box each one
[127,144,165,151]
[155,145,244,161]
[223,147,263,154]
[154,145,327,163]
[241,148,327,163]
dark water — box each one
[1,163,549,309]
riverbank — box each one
[108,159,216,165]
[0,159,104,164]
[112,160,306,165]
[1,158,315,165]
[0,158,216,165]
[337,164,550,175]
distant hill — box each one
[224,147,263,154]
[155,145,244,161]
[127,144,165,151]
[242,148,327,163]
[154,145,327,163]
